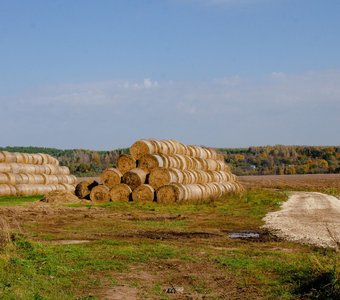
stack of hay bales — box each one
[0,151,76,196]
[81,139,242,204]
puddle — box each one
[223,229,280,242]
[47,240,91,245]
[228,232,260,239]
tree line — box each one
[219,146,340,175]
[1,145,339,176]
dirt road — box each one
[263,192,340,248]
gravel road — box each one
[263,192,340,248]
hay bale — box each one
[41,190,81,204]
[2,151,16,163]
[156,184,185,204]
[15,184,37,196]
[130,139,158,160]
[117,154,136,174]
[0,184,16,196]
[149,168,178,189]
[75,180,98,199]
[0,152,5,163]
[109,184,132,202]
[132,184,155,202]
[101,168,122,188]
[138,154,166,172]
[0,174,8,184]
[122,168,148,190]
[90,185,111,202]
[60,183,75,193]
[42,174,59,185]
[0,164,12,173]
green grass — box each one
[0,195,42,206]
[0,235,187,299]
[0,188,339,299]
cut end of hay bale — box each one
[100,168,122,188]
[109,183,132,202]
[90,185,111,203]
[122,168,148,190]
[156,184,182,204]
[130,140,157,160]
[148,168,174,189]
[117,154,136,174]
[132,184,155,202]
[75,180,99,199]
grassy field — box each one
[0,176,339,299]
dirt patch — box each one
[103,261,263,299]
[101,286,139,300]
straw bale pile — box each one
[77,139,243,204]
[0,151,76,197]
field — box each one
[0,174,339,299]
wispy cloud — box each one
[0,71,339,149]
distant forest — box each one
[1,145,339,176]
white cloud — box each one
[0,71,339,148]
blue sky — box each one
[0,0,339,149]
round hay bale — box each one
[31,174,45,184]
[109,184,132,202]
[58,166,70,175]
[138,154,166,172]
[65,175,77,185]
[15,153,26,164]
[60,183,75,193]
[0,174,9,184]
[156,184,185,204]
[42,174,59,185]
[17,174,29,184]
[75,180,98,199]
[2,151,16,163]
[130,139,158,160]
[32,154,44,165]
[117,154,136,174]
[0,184,16,196]
[122,168,148,190]
[132,184,155,202]
[148,168,178,189]
[3,173,16,185]
[0,164,11,173]
[15,184,36,196]
[25,154,35,164]
[101,168,122,188]
[90,185,111,202]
